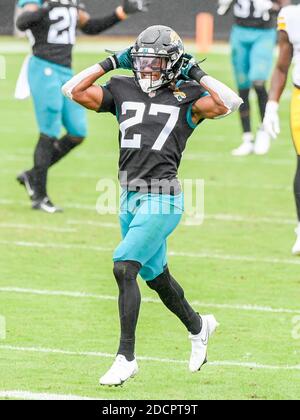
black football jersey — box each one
[100,76,208,195]
[26,0,79,68]
[234,0,278,29]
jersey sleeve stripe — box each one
[277,22,287,31]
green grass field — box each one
[0,39,300,400]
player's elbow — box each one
[61,78,80,101]
[229,95,244,112]
[222,95,243,115]
[212,96,243,119]
[62,82,73,100]
[215,103,230,117]
[71,91,83,104]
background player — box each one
[62,25,242,386]
[16,0,150,213]
[218,0,290,156]
[263,2,300,255]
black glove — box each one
[122,0,151,14]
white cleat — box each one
[189,315,219,373]
[254,129,271,155]
[99,355,138,386]
[232,133,254,157]
[292,226,300,256]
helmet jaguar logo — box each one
[170,31,181,44]
[173,90,186,102]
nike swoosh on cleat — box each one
[201,328,209,346]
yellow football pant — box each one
[291,87,300,155]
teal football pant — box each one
[113,191,184,281]
[231,25,277,89]
[28,56,87,139]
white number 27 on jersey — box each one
[120,102,180,151]
[48,7,77,45]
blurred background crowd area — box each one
[1,0,298,41]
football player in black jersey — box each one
[63,25,243,386]
[218,0,290,156]
[15,0,150,213]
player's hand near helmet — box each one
[114,47,133,70]
[180,54,198,79]
[263,101,280,140]
[217,0,234,16]
[180,54,207,82]
[122,0,151,15]
[96,47,133,74]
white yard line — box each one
[0,240,111,252]
[0,390,101,401]
[0,223,76,233]
[68,214,297,228]
[0,239,299,266]
[2,151,296,166]
[184,213,296,226]
[0,286,299,315]
[0,344,299,372]
[204,180,292,192]
[168,250,300,266]
[0,198,98,211]
[0,198,296,223]
[67,220,119,228]
[183,153,295,166]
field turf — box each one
[0,39,300,400]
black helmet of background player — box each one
[131,25,185,94]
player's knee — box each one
[113,261,141,287]
[146,267,184,298]
[66,120,87,139]
[253,80,266,92]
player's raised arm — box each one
[78,0,150,35]
[180,55,243,121]
[16,2,47,31]
[217,0,234,16]
[62,48,132,111]
[263,14,293,139]
[62,64,105,111]
[268,31,293,103]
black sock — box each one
[238,88,251,134]
[253,82,268,122]
[31,133,56,198]
[294,156,300,221]
[113,261,141,362]
[51,135,83,166]
[146,267,202,335]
